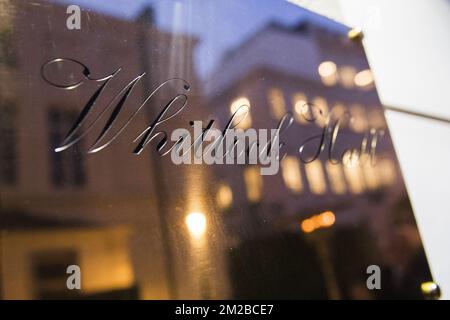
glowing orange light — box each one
[320,211,335,227]
[311,215,322,228]
[301,219,315,233]
[300,211,336,233]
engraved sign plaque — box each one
[0,0,433,299]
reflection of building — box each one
[0,0,229,299]
[207,20,399,229]
[205,20,427,299]
[0,0,432,300]
[1,213,135,299]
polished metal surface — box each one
[0,0,433,299]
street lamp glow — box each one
[186,212,207,238]
[300,211,336,233]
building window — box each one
[343,162,365,194]
[267,88,286,121]
[230,97,252,129]
[349,104,369,133]
[368,109,386,129]
[330,102,354,130]
[216,183,233,210]
[0,102,18,186]
[326,162,347,194]
[312,96,328,127]
[292,92,308,124]
[377,158,396,187]
[318,61,338,86]
[338,66,356,89]
[305,160,327,194]
[31,249,79,299]
[281,156,303,193]
[243,166,262,202]
[330,102,347,120]
[354,69,374,88]
[48,108,86,187]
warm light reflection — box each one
[230,97,252,128]
[216,183,233,209]
[354,69,374,87]
[421,282,440,298]
[326,162,347,194]
[343,161,365,194]
[339,66,356,88]
[350,104,368,133]
[318,61,338,86]
[320,211,336,227]
[281,156,303,193]
[322,75,338,86]
[368,109,385,128]
[301,211,335,233]
[267,88,286,120]
[330,103,347,123]
[305,161,327,194]
[186,212,207,238]
[318,61,337,77]
[378,158,396,186]
[342,149,360,168]
[312,96,328,127]
[348,27,363,40]
[301,219,315,233]
[292,92,308,123]
[362,157,380,190]
[244,166,263,202]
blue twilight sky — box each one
[57,0,345,78]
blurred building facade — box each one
[205,20,430,299]
[0,0,229,299]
